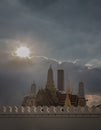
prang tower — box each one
[45,65,55,91]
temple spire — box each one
[45,65,55,91]
[65,80,71,107]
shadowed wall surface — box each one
[0,118,101,130]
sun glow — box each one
[15,47,30,58]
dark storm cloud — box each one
[0,0,101,61]
[20,0,101,28]
[6,0,101,60]
[20,0,58,9]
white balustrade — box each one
[0,106,101,114]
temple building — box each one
[22,66,87,107]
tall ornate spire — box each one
[65,80,71,107]
[45,65,55,91]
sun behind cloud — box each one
[15,46,30,58]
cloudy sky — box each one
[0,0,101,106]
[1,0,101,64]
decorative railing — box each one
[0,106,101,113]
[0,106,101,118]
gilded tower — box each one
[45,65,55,91]
[65,80,71,107]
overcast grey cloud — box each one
[0,0,101,105]
[0,0,101,61]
